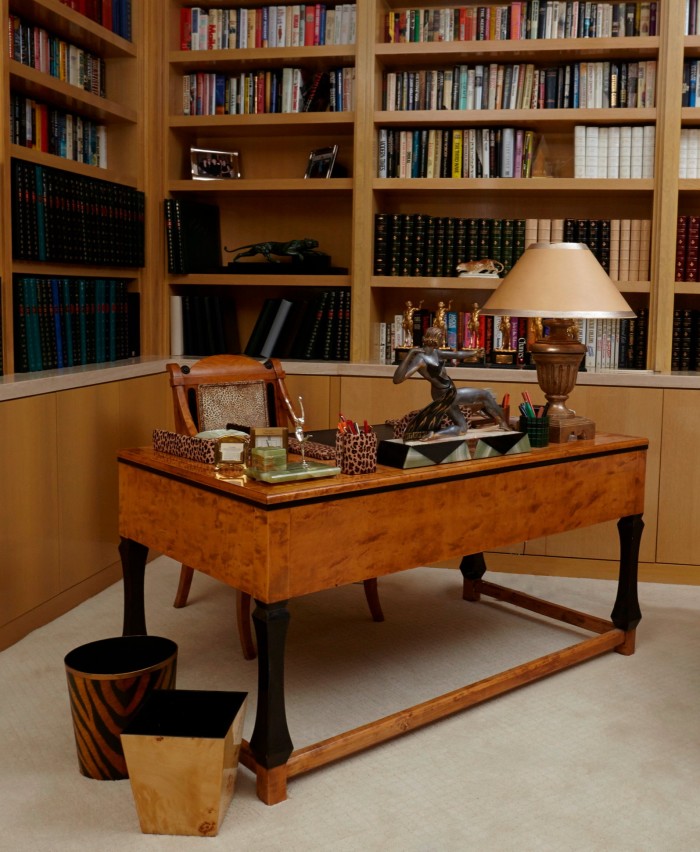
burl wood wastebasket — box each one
[121,689,248,837]
[64,635,177,780]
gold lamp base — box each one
[530,319,595,442]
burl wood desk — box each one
[118,433,646,805]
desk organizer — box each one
[153,429,217,464]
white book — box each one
[238,9,248,48]
[537,218,552,241]
[500,127,515,177]
[618,219,631,280]
[377,128,388,178]
[630,126,644,178]
[574,125,586,178]
[481,128,490,178]
[585,125,599,178]
[594,62,603,109]
[628,219,642,280]
[585,318,597,370]
[619,126,632,179]
[170,296,184,357]
[586,62,596,108]
[642,125,655,178]
[385,73,396,110]
[509,64,520,110]
[551,218,564,241]
[688,130,699,180]
[607,125,620,179]
[597,127,609,177]
[525,218,539,248]
[466,69,475,110]
[679,128,689,179]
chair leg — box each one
[173,565,194,608]
[363,578,384,622]
[236,591,257,660]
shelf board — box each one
[169,273,351,288]
[10,62,137,123]
[375,36,660,67]
[371,276,651,294]
[17,0,136,58]
[375,107,656,130]
[168,112,355,136]
[11,260,142,277]
[9,144,139,186]
[681,108,700,126]
[676,282,700,294]
[169,44,356,71]
[372,177,654,192]
[168,178,353,193]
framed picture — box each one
[190,147,242,180]
[249,426,288,449]
[304,145,338,179]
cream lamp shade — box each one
[479,242,636,319]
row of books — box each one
[573,125,655,179]
[374,213,650,281]
[182,66,354,116]
[244,290,351,361]
[13,276,139,373]
[164,199,222,275]
[374,310,648,372]
[682,60,700,107]
[385,3,657,44]
[170,293,240,358]
[9,15,106,98]
[58,0,132,41]
[383,60,656,113]
[180,4,357,50]
[671,308,700,371]
[11,160,145,267]
[675,216,700,282]
[377,126,537,179]
[679,130,700,180]
[10,94,107,168]
[374,214,529,278]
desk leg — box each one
[459,553,488,601]
[611,513,644,655]
[250,600,294,805]
[119,537,148,636]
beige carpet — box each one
[1,557,699,851]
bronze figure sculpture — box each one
[392,326,511,441]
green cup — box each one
[519,415,550,448]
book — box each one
[244,298,281,357]
[260,298,294,358]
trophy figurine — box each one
[283,392,311,468]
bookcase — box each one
[150,1,690,375]
[0,0,163,375]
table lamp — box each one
[479,242,636,441]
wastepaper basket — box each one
[64,635,177,780]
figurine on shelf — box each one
[224,238,326,264]
[434,300,453,344]
[392,326,511,441]
[456,258,505,278]
[401,299,424,347]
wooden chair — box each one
[167,354,384,660]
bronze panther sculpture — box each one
[225,238,325,263]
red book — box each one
[304,7,315,45]
[180,8,191,50]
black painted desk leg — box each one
[250,600,294,805]
[459,553,488,601]
[119,537,148,636]
[611,513,644,655]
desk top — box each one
[118,433,648,509]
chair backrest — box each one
[166,355,293,436]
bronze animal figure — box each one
[225,238,323,263]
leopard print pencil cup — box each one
[335,428,377,475]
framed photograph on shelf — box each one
[304,145,338,179]
[190,147,242,180]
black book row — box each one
[13,276,139,374]
[11,159,145,267]
[165,199,222,275]
[374,213,611,278]
[175,293,241,357]
[245,289,351,361]
[671,308,700,372]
